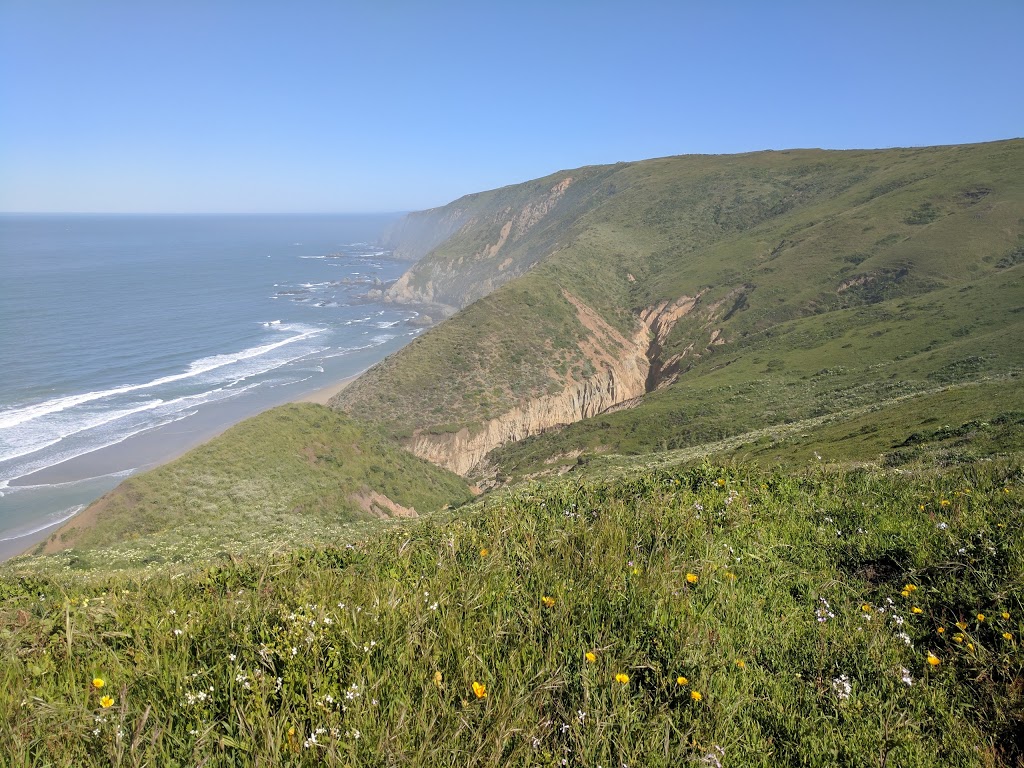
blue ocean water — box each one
[0,213,419,551]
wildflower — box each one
[832,675,851,700]
[940,499,951,507]
[904,584,918,593]
[900,668,913,686]
[1003,632,1013,641]
[585,652,597,663]
[472,681,487,699]
[686,573,699,584]
[541,595,556,608]
[977,613,985,622]
[615,673,630,685]
[480,548,489,558]
[691,690,702,701]
[1002,612,1010,619]
[967,642,975,651]
[861,604,871,612]
[900,590,910,598]
[937,627,945,634]
[955,621,967,630]
[724,572,736,580]
[735,659,745,669]
[716,479,725,486]
[926,653,940,667]
[99,696,114,708]
[433,671,443,686]
[92,678,105,690]
[677,676,688,686]
[911,607,923,615]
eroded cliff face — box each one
[385,177,577,311]
[405,292,703,476]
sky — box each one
[1,1,1021,213]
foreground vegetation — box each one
[3,459,1022,766]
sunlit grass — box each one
[2,459,1021,766]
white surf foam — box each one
[0,326,325,431]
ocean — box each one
[0,213,420,556]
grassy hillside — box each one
[491,265,1024,481]
[2,459,1021,766]
[339,141,1024,456]
[24,404,472,571]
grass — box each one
[2,459,1022,765]
[20,404,472,571]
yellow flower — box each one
[472,681,486,699]
[615,673,630,685]
[900,590,910,598]
[937,627,945,634]
[1002,611,1010,620]
[541,595,556,608]
[1003,632,1013,641]
[954,634,964,643]
[967,643,975,651]
[691,690,702,701]
[977,613,985,622]
[92,677,105,689]
[735,659,745,669]
[432,671,443,686]
[99,695,114,708]
[686,573,699,584]
[861,604,871,612]
[940,499,951,507]
[911,607,923,615]
[716,478,725,486]
[918,505,925,511]
[904,584,918,593]
[724,572,736,581]
[955,621,967,630]
[926,653,940,667]
[585,652,597,663]
[676,676,688,686]
[479,548,489,558]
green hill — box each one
[338,140,1024,480]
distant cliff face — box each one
[382,165,620,310]
[383,205,473,262]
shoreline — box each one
[0,373,360,564]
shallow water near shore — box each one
[0,213,417,558]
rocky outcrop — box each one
[405,291,701,476]
[348,490,417,519]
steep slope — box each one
[337,140,1024,477]
[35,404,472,567]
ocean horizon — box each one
[0,212,419,557]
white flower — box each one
[173,629,183,636]
[900,668,913,686]
[832,674,852,700]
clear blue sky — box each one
[1,1,1021,213]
